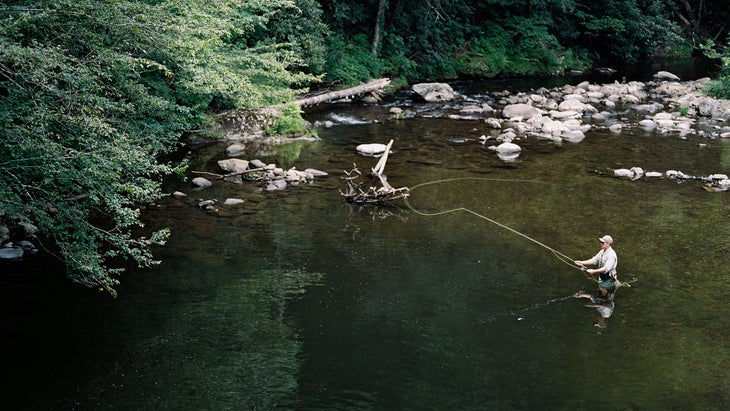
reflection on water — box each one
[5,74,730,410]
[573,289,616,328]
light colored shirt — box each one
[593,247,617,278]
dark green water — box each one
[5,78,730,410]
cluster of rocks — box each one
[611,168,730,191]
[407,72,730,147]
[193,157,327,190]
[403,72,730,186]
[178,143,328,211]
[0,221,39,261]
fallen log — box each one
[277,78,391,108]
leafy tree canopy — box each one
[0,0,319,295]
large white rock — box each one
[561,130,585,143]
[639,119,657,130]
[495,142,522,153]
[223,198,245,205]
[304,168,328,177]
[485,118,502,129]
[653,71,681,81]
[558,99,586,112]
[218,158,249,173]
[356,143,388,156]
[502,103,542,119]
[609,124,623,133]
[655,119,675,129]
[630,167,645,178]
[614,169,634,178]
[550,110,580,119]
[192,177,212,188]
[653,112,673,121]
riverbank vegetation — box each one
[1,0,728,294]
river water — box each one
[5,66,730,410]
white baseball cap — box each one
[599,235,613,245]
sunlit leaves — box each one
[0,0,317,295]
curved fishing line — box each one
[403,177,580,270]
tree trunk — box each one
[371,0,387,55]
[275,78,391,108]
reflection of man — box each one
[573,290,615,328]
[574,235,618,297]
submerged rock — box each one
[192,177,212,188]
[225,143,246,156]
[223,198,245,206]
[304,168,328,177]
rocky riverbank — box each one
[377,71,730,191]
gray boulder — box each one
[266,179,288,191]
[0,246,23,261]
[502,103,542,119]
[218,158,249,173]
[698,98,719,117]
[412,83,458,102]
[192,177,212,188]
[223,198,245,205]
[653,71,681,81]
[304,168,328,177]
[249,159,267,169]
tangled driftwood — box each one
[340,140,409,204]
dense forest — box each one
[1,0,729,295]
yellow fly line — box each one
[403,177,636,288]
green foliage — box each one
[265,104,308,136]
[323,34,385,86]
[315,0,690,83]
[455,17,588,77]
[254,0,330,74]
[0,0,320,295]
[572,0,686,62]
[702,38,730,99]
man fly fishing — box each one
[572,235,620,328]
[574,235,619,296]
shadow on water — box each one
[5,62,730,410]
